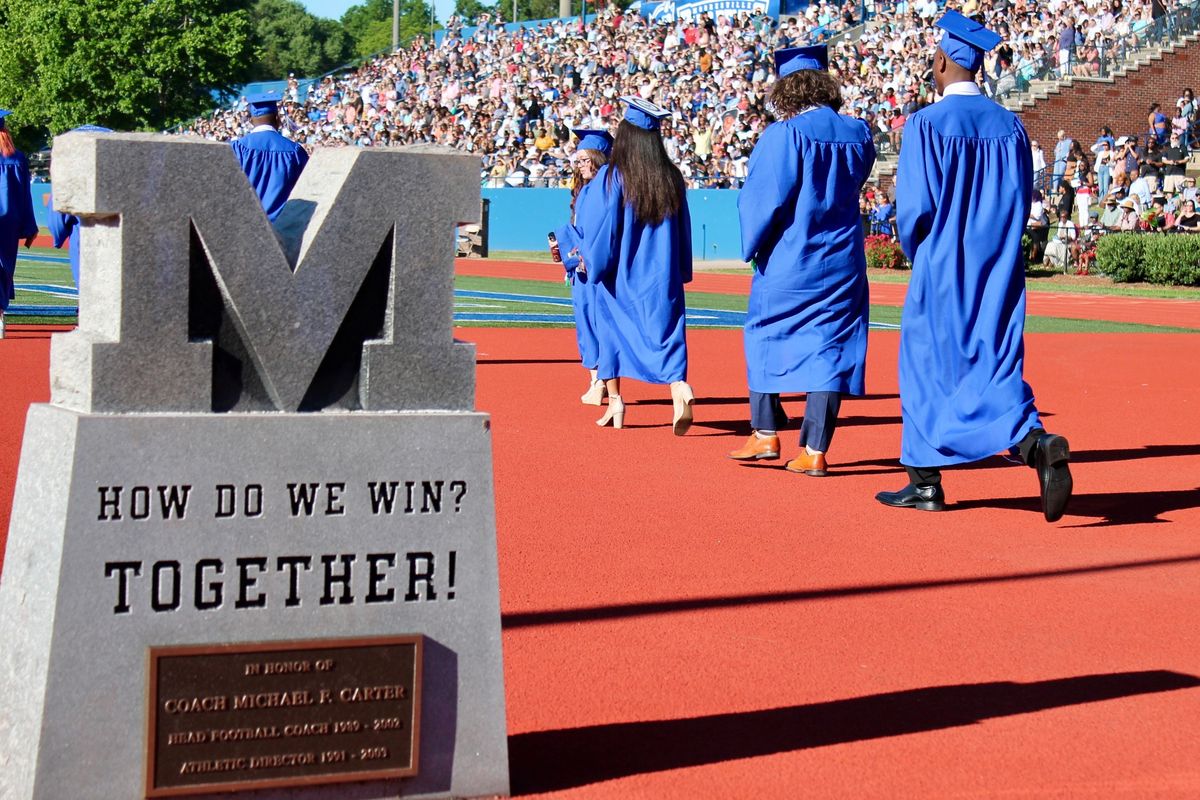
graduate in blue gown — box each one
[571,97,695,435]
[731,45,875,476]
[552,128,613,406]
[0,110,39,339]
[876,11,1073,521]
[48,125,111,290]
[230,92,309,221]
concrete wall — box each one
[1019,38,1200,152]
[482,187,744,261]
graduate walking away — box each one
[230,92,309,221]
[877,11,1073,521]
[48,125,112,290]
[731,45,875,476]
[572,97,695,434]
[0,110,39,340]
[551,129,613,406]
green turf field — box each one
[10,251,1197,333]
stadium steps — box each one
[868,33,1200,184]
[1000,33,1200,113]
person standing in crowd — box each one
[47,125,112,290]
[1030,139,1047,178]
[1162,132,1188,195]
[230,92,309,221]
[1092,138,1113,200]
[1148,102,1169,146]
[878,11,1073,522]
[0,110,38,340]
[1052,129,1072,187]
[552,129,613,406]
[573,97,695,434]
[730,45,874,476]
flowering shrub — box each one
[865,234,909,270]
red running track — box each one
[457,259,1200,330]
[3,328,1200,797]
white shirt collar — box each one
[250,124,277,134]
[937,81,983,101]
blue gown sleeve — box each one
[15,156,38,239]
[678,192,693,284]
[896,115,938,260]
[1013,120,1035,218]
[575,167,623,285]
[47,194,77,249]
[555,222,582,272]
[738,124,799,263]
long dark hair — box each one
[608,120,685,225]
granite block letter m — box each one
[48,133,479,413]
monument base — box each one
[0,406,509,800]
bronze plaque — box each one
[145,636,422,797]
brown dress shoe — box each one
[729,432,780,461]
[785,451,828,476]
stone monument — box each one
[0,133,509,799]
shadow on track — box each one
[509,671,1200,794]
[955,488,1200,527]
[501,553,1200,629]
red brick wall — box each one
[1019,38,1200,149]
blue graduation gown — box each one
[0,151,38,312]
[738,107,875,396]
[574,165,691,384]
[895,92,1042,467]
[230,129,309,221]
[47,194,82,287]
[554,220,600,370]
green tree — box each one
[341,0,438,58]
[453,0,497,22]
[250,0,352,81]
[0,0,255,147]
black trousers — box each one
[905,428,1044,485]
[750,391,842,452]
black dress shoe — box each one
[1034,433,1073,522]
[875,482,946,512]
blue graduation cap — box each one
[246,91,282,117]
[70,124,112,133]
[620,96,670,131]
[774,45,828,78]
[572,128,613,155]
[936,10,1001,73]
[0,109,11,129]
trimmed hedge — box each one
[1094,233,1145,282]
[1142,235,1200,286]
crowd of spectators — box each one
[1024,92,1200,271]
[184,0,1180,188]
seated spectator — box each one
[1099,194,1123,230]
[1175,199,1200,232]
[1149,195,1174,229]
[1118,198,1141,231]
[1045,207,1080,271]
[1128,171,1156,211]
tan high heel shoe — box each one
[671,381,694,436]
[596,395,625,429]
[581,379,607,406]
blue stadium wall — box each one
[31,182,744,262]
[483,188,743,261]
